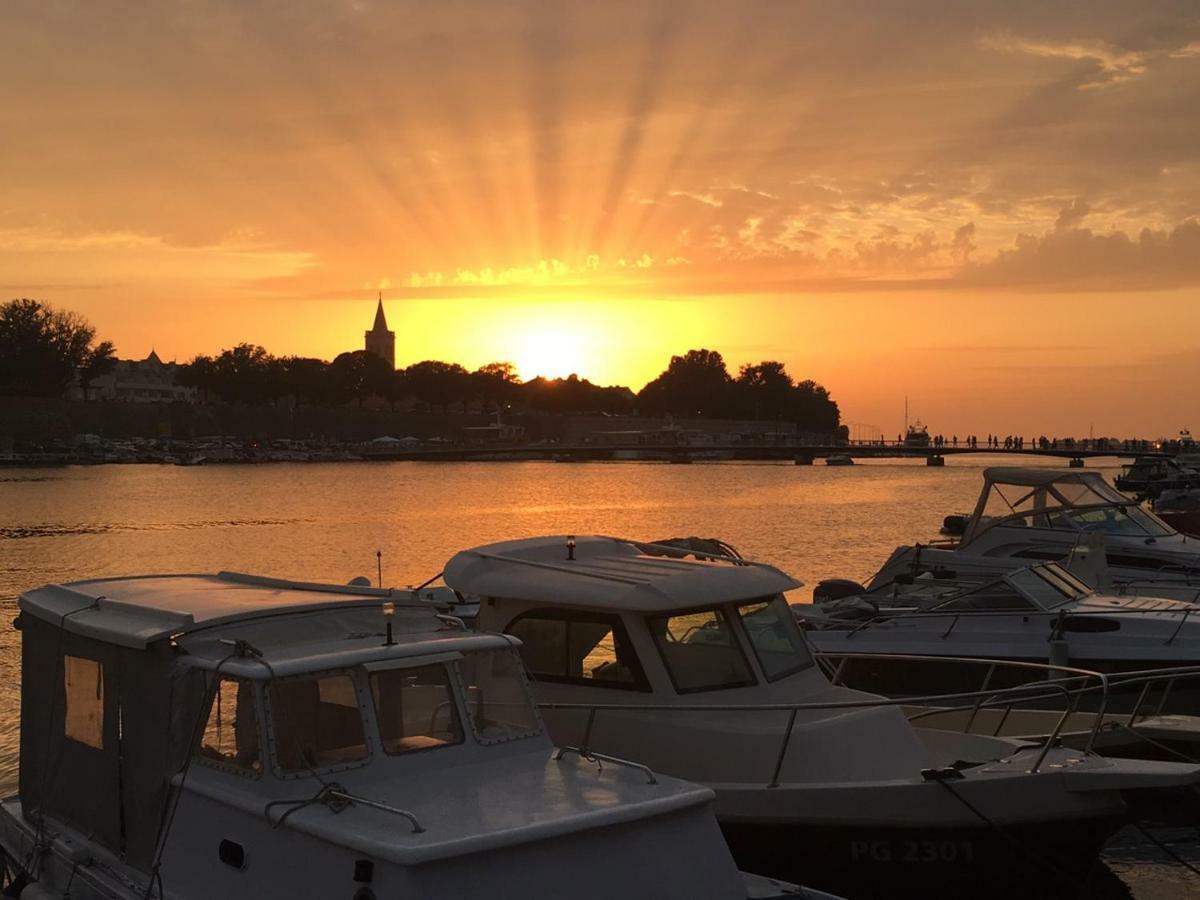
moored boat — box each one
[0,571,821,900]
[445,535,1200,897]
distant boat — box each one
[903,421,931,448]
[824,453,854,466]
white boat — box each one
[871,467,1200,600]
[444,535,1200,896]
[824,454,854,467]
[0,571,822,900]
[804,561,1200,677]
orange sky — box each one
[2,2,1199,436]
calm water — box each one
[8,455,1192,898]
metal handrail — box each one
[816,651,1112,754]
[323,789,425,834]
[539,674,1086,781]
[820,653,1200,749]
[554,746,658,784]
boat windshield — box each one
[1006,567,1085,609]
[648,607,757,694]
[649,598,813,692]
[458,648,542,744]
[736,598,814,682]
[1052,504,1174,537]
[928,565,1086,613]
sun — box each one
[512,325,593,381]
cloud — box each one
[965,216,1200,290]
[978,30,1150,89]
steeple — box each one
[372,291,389,333]
[364,292,396,369]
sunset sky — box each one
[2,1,1199,436]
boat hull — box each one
[721,813,1125,899]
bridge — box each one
[361,440,1159,465]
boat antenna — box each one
[376,549,383,588]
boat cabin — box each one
[7,571,774,900]
[447,535,820,705]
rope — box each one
[264,782,352,830]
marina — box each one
[2,456,1200,897]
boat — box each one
[0,571,823,900]
[1153,487,1200,538]
[444,535,1200,897]
[870,467,1200,601]
[1113,456,1199,496]
[824,454,854,466]
[800,561,1200,710]
[903,421,930,448]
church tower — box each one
[364,293,396,369]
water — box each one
[2,454,1194,896]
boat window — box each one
[458,649,541,744]
[932,582,1037,612]
[271,673,369,772]
[1060,506,1171,537]
[63,655,104,750]
[648,608,756,694]
[1006,568,1077,609]
[736,599,814,682]
[370,664,463,755]
[197,678,260,774]
[505,610,648,690]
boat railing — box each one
[538,666,1099,785]
[817,651,1200,748]
[812,601,1200,642]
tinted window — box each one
[648,608,756,694]
[737,600,813,681]
[271,673,369,772]
[458,649,541,744]
[197,678,260,774]
[507,611,646,689]
[64,655,104,750]
[370,665,463,754]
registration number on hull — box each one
[849,840,976,863]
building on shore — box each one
[365,295,395,369]
[84,351,196,403]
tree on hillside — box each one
[636,349,732,417]
[0,298,108,397]
[78,340,118,400]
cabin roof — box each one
[18,572,446,650]
[444,535,802,612]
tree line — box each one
[1,298,841,432]
[0,299,117,397]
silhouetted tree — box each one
[472,361,522,413]
[330,350,393,407]
[522,374,636,414]
[0,298,106,397]
[404,360,470,413]
[280,356,330,407]
[209,344,274,404]
[78,340,118,400]
[735,361,794,420]
[636,349,732,417]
